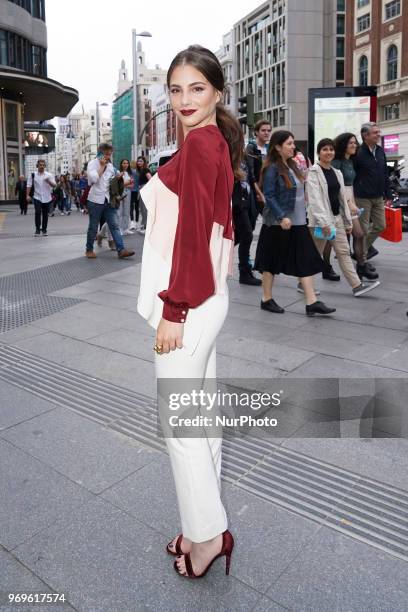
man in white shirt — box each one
[26,160,56,236]
[85,143,134,259]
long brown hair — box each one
[261,130,304,189]
[167,45,244,180]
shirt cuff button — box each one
[181,310,186,315]
[180,319,185,323]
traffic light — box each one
[238,93,255,128]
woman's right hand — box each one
[280,217,292,230]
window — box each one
[337,37,345,57]
[357,13,370,32]
[383,103,400,121]
[0,30,8,65]
[5,103,18,140]
[387,45,398,81]
[357,0,369,7]
[0,29,46,74]
[359,55,368,86]
[337,0,345,10]
[336,60,345,81]
[385,0,401,20]
[337,14,345,34]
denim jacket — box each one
[261,163,297,227]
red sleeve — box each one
[158,130,219,323]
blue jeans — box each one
[86,200,124,252]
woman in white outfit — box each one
[137,45,242,579]
[118,159,133,235]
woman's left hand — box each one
[345,226,353,234]
[155,318,184,354]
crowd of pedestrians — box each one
[18,119,393,311]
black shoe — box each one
[366,262,376,272]
[239,270,262,286]
[367,245,379,260]
[260,299,285,313]
[42,230,48,236]
[34,231,41,237]
[306,301,336,316]
[322,264,340,281]
[357,263,379,281]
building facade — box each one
[345,0,407,167]
[112,45,167,164]
[148,85,177,162]
[0,0,78,201]
[216,30,236,113]
[233,0,344,145]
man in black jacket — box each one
[15,175,28,214]
[245,119,272,208]
[353,122,392,261]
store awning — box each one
[0,68,78,120]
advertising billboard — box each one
[308,87,377,162]
[383,134,399,155]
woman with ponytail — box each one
[137,46,239,579]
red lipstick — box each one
[180,110,197,116]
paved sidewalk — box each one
[1,207,408,611]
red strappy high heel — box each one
[173,530,234,578]
[166,534,184,556]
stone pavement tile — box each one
[12,332,156,395]
[0,325,48,345]
[87,327,155,361]
[281,438,408,491]
[371,305,408,332]
[287,354,407,379]
[266,526,408,612]
[56,301,137,325]
[12,497,261,612]
[1,407,158,494]
[0,547,77,611]
[78,291,139,313]
[227,302,308,329]
[223,485,321,593]
[0,381,56,431]
[376,345,408,371]
[220,315,293,344]
[217,354,283,378]
[0,439,93,549]
[297,316,408,347]
[102,281,140,298]
[286,295,389,325]
[249,596,290,611]
[218,332,316,372]
[346,343,403,368]
[100,454,180,536]
[283,329,384,361]
[33,312,120,341]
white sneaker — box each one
[137,227,146,235]
[129,221,137,230]
[123,229,133,236]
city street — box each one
[1,206,408,611]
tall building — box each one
[148,85,177,161]
[233,0,344,145]
[0,0,78,201]
[112,45,167,163]
[345,0,407,166]
[216,31,236,113]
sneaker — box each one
[129,221,137,230]
[123,229,133,236]
[42,230,48,236]
[137,227,146,235]
[297,282,320,296]
[352,280,380,297]
[34,231,41,237]
[85,250,97,259]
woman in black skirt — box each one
[254,130,336,316]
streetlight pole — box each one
[96,101,100,149]
[131,29,152,160]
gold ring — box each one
[154,344,163,354]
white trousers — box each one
[155,293,229,543]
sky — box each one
[46,0,263,116]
